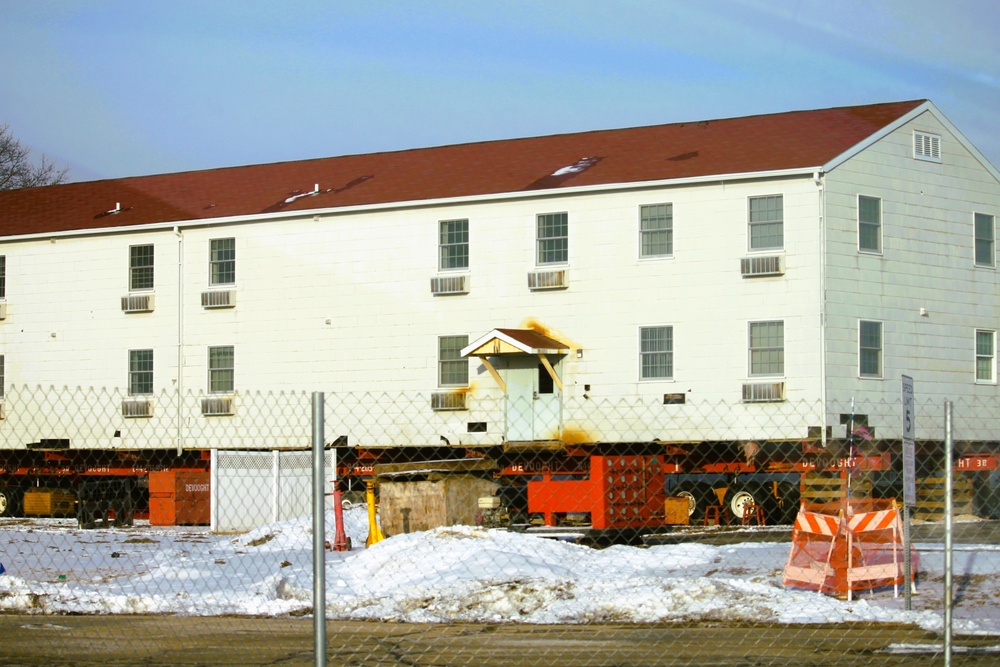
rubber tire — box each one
[0,486,22,518]
[723,483,765,525]
[773,481,801,525]
[674,481,716,522]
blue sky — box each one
[2,0,998,183]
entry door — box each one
[505,356,562,442]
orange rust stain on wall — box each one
[556,427,593,445]
[520,318,582,351]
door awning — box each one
[461,328,570,357]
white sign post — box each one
[901,374,915,610]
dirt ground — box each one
[1,614,998,666]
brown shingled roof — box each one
[0,100,925,238]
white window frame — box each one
[913,131,941,163]
[976,329,996,384]
[129,244,154,292]
[975,212,995,268]
[859,320,883,379]
[209,238,236,286]
[639,203,673,259]
[748,195,783,252]
[208,346,235,394]
[0,354,4,401]
[639,325,674,380]
[128,349,154,396]
[536,212,568,265]
[438,335,469,387]
[748,320,784,377]
[438,219,469,271]
[858,195,882,254]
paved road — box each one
[2,615,998,666]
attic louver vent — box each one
[528,269,568,291]
[121,398,153,418]
[201,289,236,309]
[201,396,234,416]
[740,256,783,278]
[121,294,155,313]
[431,392,467,411]
[430,275,469,296]
[914,131,941,162]
[742,382,785,403]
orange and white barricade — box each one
[782,499,918,599]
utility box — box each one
[373,458,499,536]
[663,497,691,525]
[24,489,76,517]
[149,471,210,526]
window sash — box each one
[0,354,4,401]
[640,204,673,258]
[128,349,154,395]
[537,213,568,265]
[439,219,469,270]
[0,255,5,299]
[749,196,783,251]
[975,213,995,267]
[438,335,469,386]
[129,245,154,291]
[208,346,235,393]
[210,238,236,285]
[859,321,882,378]
[977,330,995,382]
[749,321,784,376]
[858,196,881,253]
[640,326,673,379]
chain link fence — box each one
[1,387,999,665]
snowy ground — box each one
[1,509,999,636]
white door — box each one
[505,357,562,441]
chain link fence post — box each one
[312,392,326,667]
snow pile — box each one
[1,510,999,635]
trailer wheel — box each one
[674,481,715,521]
[724,483,765,525]
[0,486,22,518]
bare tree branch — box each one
[0,124,69,190]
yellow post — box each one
[365,480,385,547]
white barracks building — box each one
[0,100,998,452]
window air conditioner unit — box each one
[201,289,236,309]
[0,403,5,420]
[431,392,467,411]
[430,274,469,296]
[742,382,785,403]
[121,398,153,418]
[0,302,6,320]
[201,396,234,416]
[528,269,568,291]
[121,294,155,313]
[740,256,783,278]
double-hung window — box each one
[210,238,236,285]
[208,346,235,393]
[129,244,154,291]
[748,196,783,251]
[976,330,996,383]
[439,219,469,271]
[975,213,995,268]
[639,204,673,258]
[859,320,883,378]
[0,355,4,401]
[858,196,882,253]
[438,335,469,387]
[536,213,568,265]
[128,349,153,395]
[640,326,673,380]
[0,255,6,300]
[749,321,784,376]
